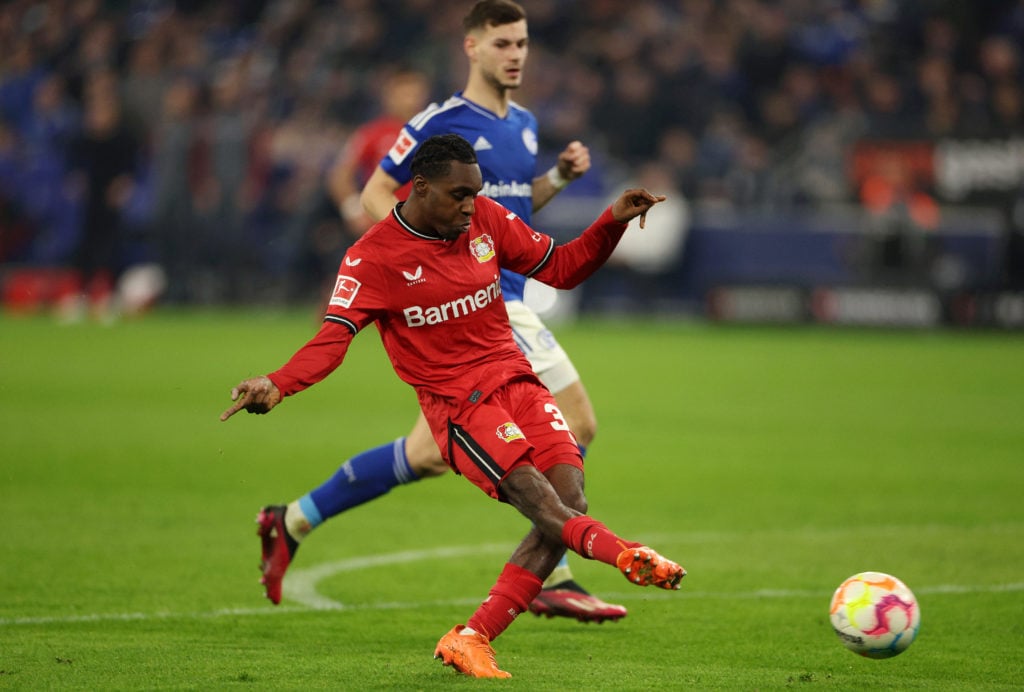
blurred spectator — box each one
[120,35,170,144]
[581,161,689,313]
[654,127,701,200]
[149,74,203,303]
[60,77,140,322]
[594,60,663,162]
[858,154,940,286]
[21,72,79,264]
[254,96,345,302]
[198,59,263,302]
[1007,181,1024,289]
[0,118,33,262]
[861,71,918,139]
[0,38,45,133]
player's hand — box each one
[556,140,591,182]
[219,376,282,421]
[610,188,667,228]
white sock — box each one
[285,500,312,542]
[542,562,573,589]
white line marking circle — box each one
[283,543,513,609]
[3,543,1022,627]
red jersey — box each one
[346,116,406,182]
[268,196,626,410]
[340,116,412,199]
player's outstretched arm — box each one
[610,188,667,228]
[532,140,590,213]
[220,376,282,421]
[523,188,668,291]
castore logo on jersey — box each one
[402,266,425,284]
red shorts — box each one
[420,378,583,500]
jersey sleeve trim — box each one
[523,237,556,277]
[324,314,358,334]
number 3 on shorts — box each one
[544,403,570,431]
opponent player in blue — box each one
[256,0,626,623]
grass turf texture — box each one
[1,309,1022,690]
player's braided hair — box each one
[463,0,525,33]
[410,134,478,181]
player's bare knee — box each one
[554,381,598,447]
[406,445,448,477]
[571,415,597,448]
[409,455,449,478]
[404,438,449,478]
[404,412,446,477]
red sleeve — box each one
[529,206,627,289]
[266,320,355,397]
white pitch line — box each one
[281,542,514,609]
[3,543,1023,627]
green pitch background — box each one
[2,310,1022,689]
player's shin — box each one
[466,563,543,641]
[561,515,642,565]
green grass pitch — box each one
[1,309,1022,689]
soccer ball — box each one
[829,571,920,658]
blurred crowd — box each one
[2,0,1024,313]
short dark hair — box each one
[463,0,526,33]
[410,134,478,180]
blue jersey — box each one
[380,92,539,301]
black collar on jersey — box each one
[393,202,448,241]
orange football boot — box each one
[616,546,686,590]
[433,625,511,679]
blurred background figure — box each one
[326,67,431,237]
[580,162,689,314]
[198,59,263,303]
[59,73,140,323]
[858,153,940,287]
[149,74,202,304]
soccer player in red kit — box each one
[261,0,623,625]
[220,134,684,679]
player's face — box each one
[422,161,483,240]
[471,20,529,92]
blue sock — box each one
[300,438,418,527]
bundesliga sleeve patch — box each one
[388,128,418,165]
[330,275,361,308]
